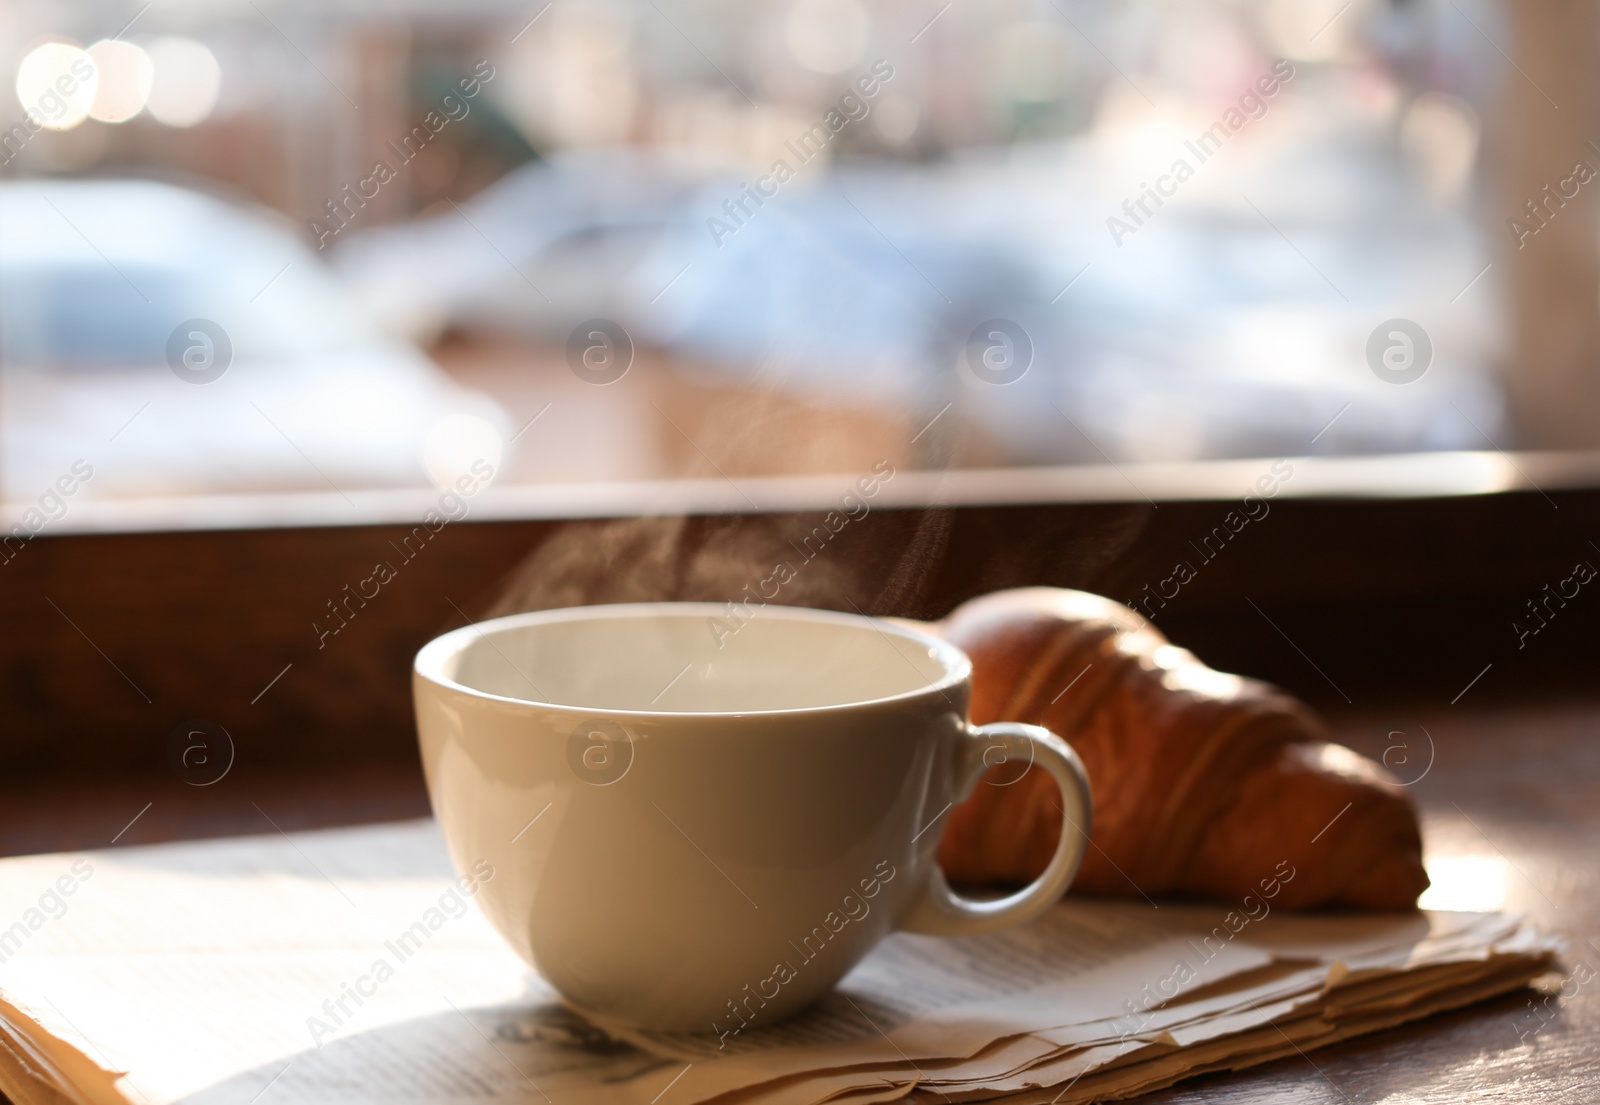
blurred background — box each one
[2,0,1590,503]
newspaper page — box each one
[0,820,1560,1105]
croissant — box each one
[929,588,1428,911]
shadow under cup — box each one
[412,602,976,1033]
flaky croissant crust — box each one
[931,588,1428,911]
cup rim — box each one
[413,601,971,719]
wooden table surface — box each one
[1,695,1595,1103]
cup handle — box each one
[897,721,1093,936]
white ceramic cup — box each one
[413,602,1092,1033]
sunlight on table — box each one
[1419,855,1510,912]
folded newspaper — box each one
[0,821,1558,1105]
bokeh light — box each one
[1400,92,1480,204]
[15,41,98,131]
[86,40,154,123]
[1259,0,1370,62]
[784,0,869,74]
[872,93,919,145]
[145,36,221,127]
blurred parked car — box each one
[0,180,508,501]
[335,139,1506,469]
